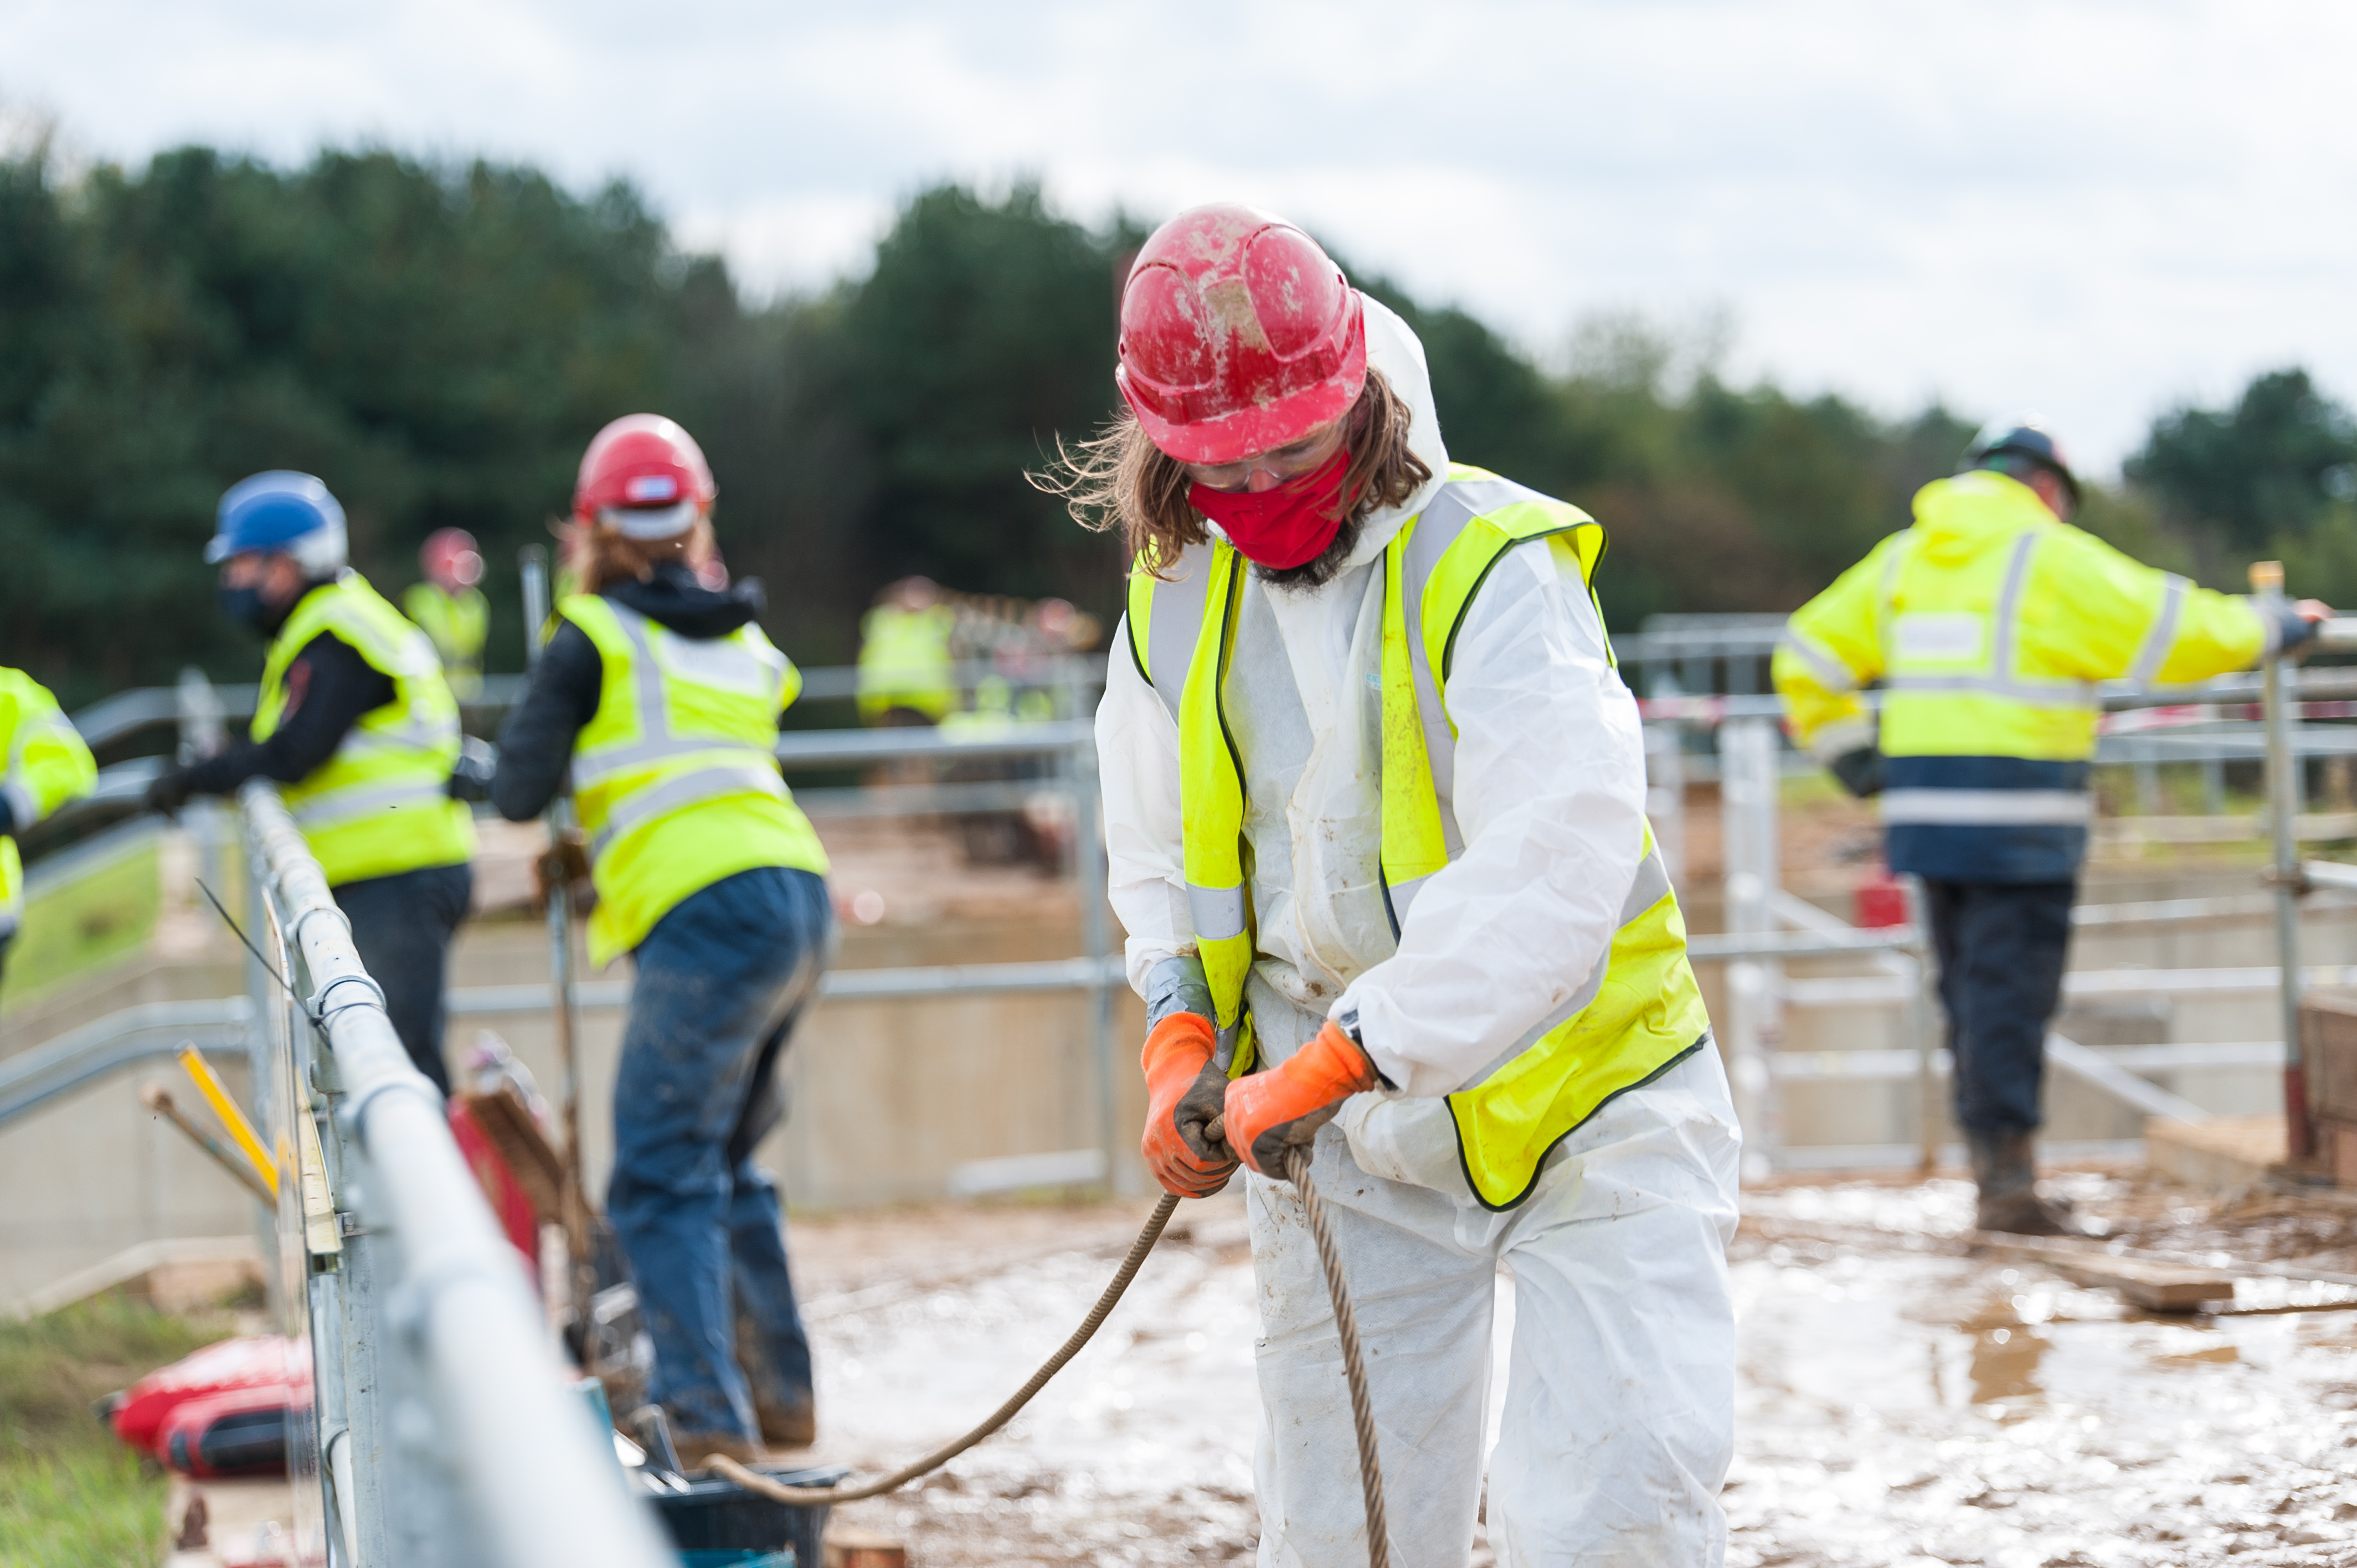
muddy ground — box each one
[785,1173,2357,1567]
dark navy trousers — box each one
[1922,878,2077,1136]
[606,865,832,1439]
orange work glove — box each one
[1140,1013,1241,1198]
[1223,1020,1380,1177]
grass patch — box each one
[0,843,162,1017]
[0,1294,235,1567]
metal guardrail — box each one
[0,998,253,1127]
[240,781,672,1568]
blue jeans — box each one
[1924,878,2077,1135]
[607,866,832,1439]
[335,862,474,1097]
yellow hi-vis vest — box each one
[402,581,490,700]
[856,604,956,723]
[0,668,98,936]
[560,594,830,966]
[257,574,476,888]
[1125,464,1711,1210]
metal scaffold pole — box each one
[2256,561,2312,1161]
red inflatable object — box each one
[158,1380,299,1478]
[109,1336,309,1476]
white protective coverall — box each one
[1097,297,1742,1566]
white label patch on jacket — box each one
[1892,611,1986,664]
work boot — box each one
[752,1388,816,1449]
[1966,1127,2080,1236]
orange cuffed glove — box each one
[1140,1013,1241,1198]
[1223,1020,1380,1177]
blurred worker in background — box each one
[855,575,955,726]
[404,527,491,702]
[0,668,99,989]
[1776,420,2330,1235]
[492,414,833,1466]
[145,473,477,1092]
[1074,206,1737,1565]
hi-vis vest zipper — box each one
[256,573,475,886]
[1126,464,1712,1210]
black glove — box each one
[1829,747,1886,800]
[144,768,196,821]
[2278,605,2323,655]
[447,736,498,802]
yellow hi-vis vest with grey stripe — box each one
[256,574,475,888]
[0,668,98,936]
[402,581,490,700]
[1126,463,1711,1210]
[1773,470,2268,880]
[560,594,830,966]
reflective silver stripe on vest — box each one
[1880,788,2092,826]
[1186,881,1248,943]
[292,780,454,832]
[1777,626,1858,694]
[572,605,783,790]
[1138,544,1217,720]
[336,711,460,757]
[2128,573,2189,685]
[589,760,789,859]
[1882,529,2099,712]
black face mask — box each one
[217,582,275,636]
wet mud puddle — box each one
[1732,1178,2357,1566]
[794,1179,2357,1565]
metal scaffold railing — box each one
[1663,595,2357,1174]
[239,780,673,1568]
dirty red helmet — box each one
[1115,204,1367,466]
[419,527,483,590]
[573,414,716,538]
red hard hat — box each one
[1115,204,1367,466]
[572,414,716,532]
[420,527,483,589]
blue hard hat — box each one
[207,472,347,564]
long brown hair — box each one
[562,513,717,595]
[1038,367,1430,576]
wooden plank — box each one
[1968,1235,2236,1312]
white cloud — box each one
[5,0,2356,471]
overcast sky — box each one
[6,0,2353,473]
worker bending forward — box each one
[1080,207,1738,1565]
[0,667,99,987]
[493,414,832,1466]
[1775,422,2327,1233]
[148,473,476,1092]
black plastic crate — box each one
[650,1464,847,1568]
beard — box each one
[1251,507,1367,594]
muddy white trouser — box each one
[1246,1035,1741,1567]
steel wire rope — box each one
[711,1139,1392,1565]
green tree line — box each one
[4,140,2353,710]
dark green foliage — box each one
[2125,368,2357,600]
[11,142,2341,706]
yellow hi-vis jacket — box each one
[1125,465,1709,1210]
[856,603,956,723]
[258,574,477,887]
[0,669,98,937]
[558,594,829,966]
[1773,470,2274,881]
[402,581,490,701]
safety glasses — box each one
[1181,419,1348,494]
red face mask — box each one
[1188,451,1351,570]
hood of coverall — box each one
[609,560,765,638]
[1908,469,2056,567]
